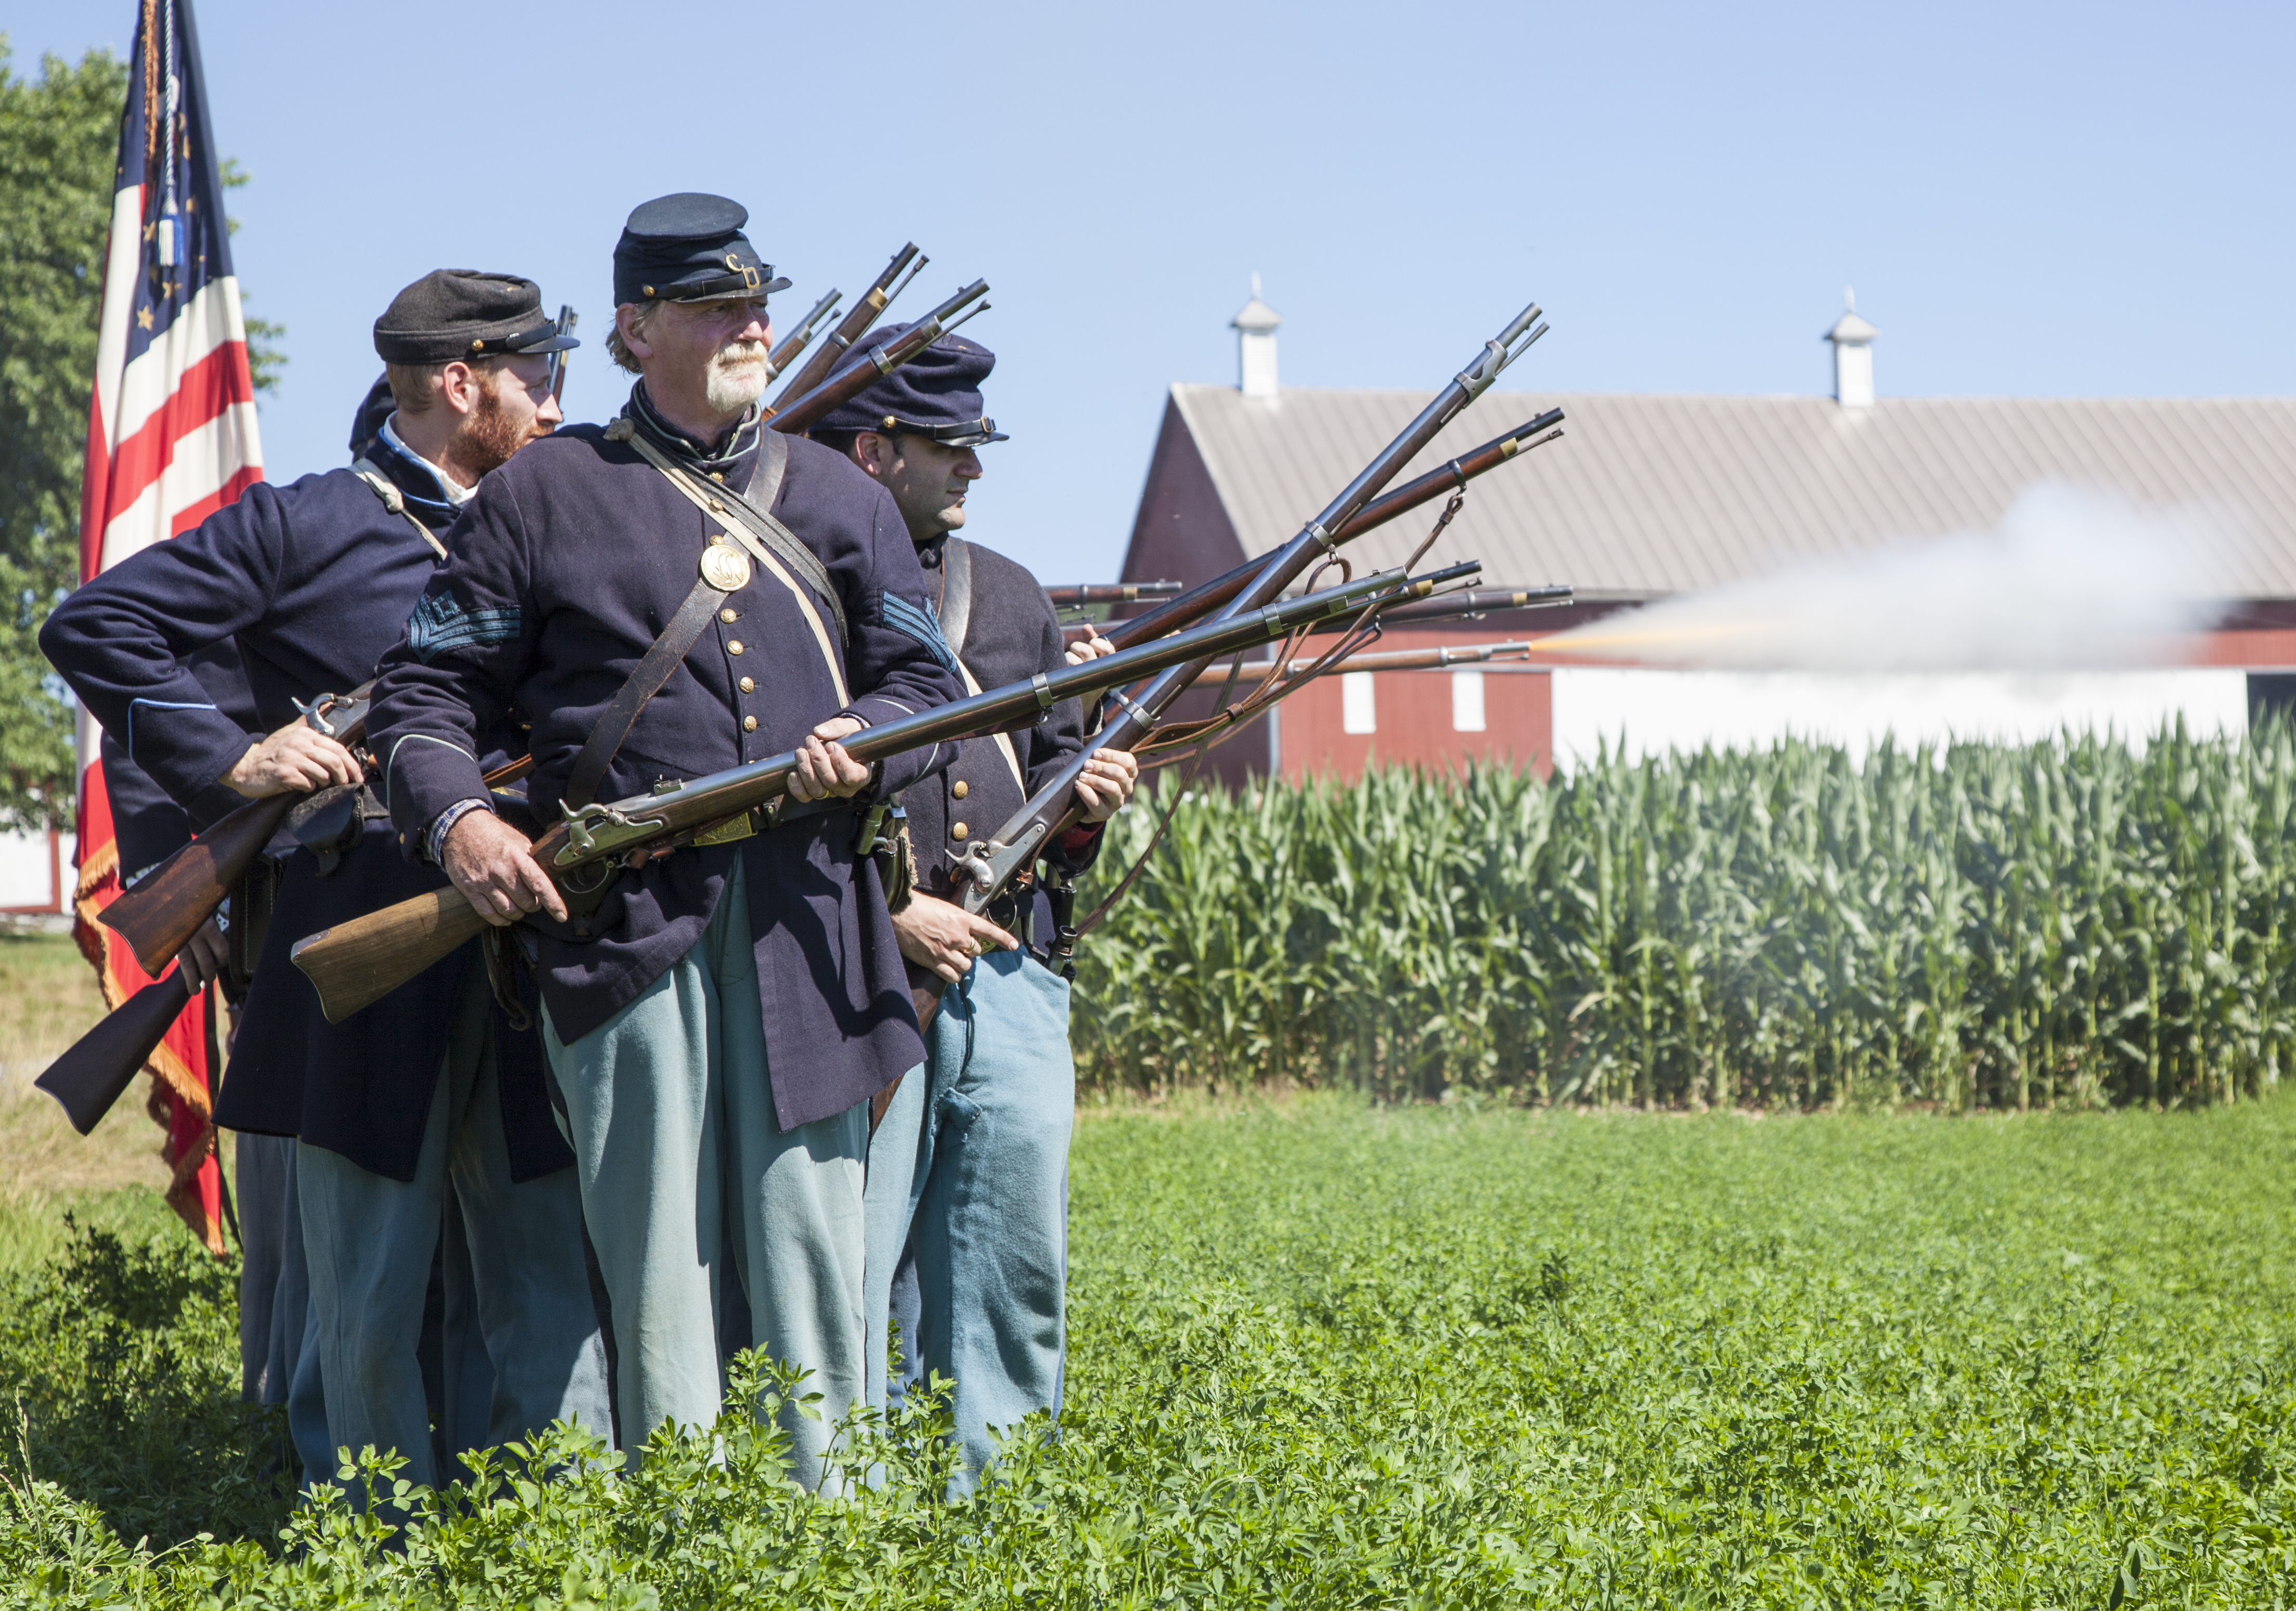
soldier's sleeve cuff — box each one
[423,797,494,865]
[139,706,265,809]
[380,732,489,846]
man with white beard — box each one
[366,194,962,1486]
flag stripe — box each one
[97,404,265,563]
[100,342,252,530]
[107,275,251,451]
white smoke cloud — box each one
[1547,482,2234,672]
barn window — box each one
[1342,671,1376,734]
[1452,670,1486,732]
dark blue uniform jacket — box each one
[367,394,964,1132]
[905,536,1104,904]
[103,643,259,882]
[40,440,567,1184]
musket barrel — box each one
[951,304,1549,914]
[1044,582,1183,607]
[767,280,988,436]
[770,243,923,406]
[1104,410,1565,651]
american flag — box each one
[71,0,262,1255]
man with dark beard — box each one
[367,196,963,1488]
[42,271,613,1497]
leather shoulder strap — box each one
[349,459,448,561]
[618,426,851,690]
[560,571,726,810]
[939,537,975,656]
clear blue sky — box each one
[10,1,2293,581]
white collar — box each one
[379,414,478,506]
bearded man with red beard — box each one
[367,195,964,1489]
[44,271,613,1499]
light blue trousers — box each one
[299,969,612,1492]
[863,946,1074,1494]
[544,858,871,1491]
[234,1132,330,1478]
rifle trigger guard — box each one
[554,799,668,867]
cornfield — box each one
[1072,721,2296,1109]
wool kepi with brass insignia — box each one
[614,192,792,306]
[809,321,1008,447]
[372,270,578,364]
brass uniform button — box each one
[719,608,738,623]
[739,676,754,693]
[951,822,969,841]
[951,779,968,799]
[727,640,743,655]
[743,716,757,732]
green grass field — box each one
[0,933,173,1272]
[5,1085,2293,1605]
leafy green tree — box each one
[0,38,280,833]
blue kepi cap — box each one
[614,192,792,306]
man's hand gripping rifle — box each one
[285,563,1481,1024]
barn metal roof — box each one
[1166,384,2296,601]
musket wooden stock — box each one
[100,791,299,977]
[1102,410,1566,652]
[34,970,191,1136]
[289,565,1442,1023]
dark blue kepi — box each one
[614,192,792,306]
[809,321,1009,447]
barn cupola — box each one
[1825,289,1878,409]
[1232,274,1281,398]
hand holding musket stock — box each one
[287,563,1476,1023]
[947,301,1550,918]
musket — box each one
[769,244,926,409]
[287,563,1480,1023]
[1063,583,1573,647]
[99,684,375,978]
[767,289,844,381]
[949,302,1549,918]
[1183,638,1534,690]
[1099,410,1564,652]
[766,281,988,437]
[35,969,194,1137]
[546,306,578,406]
[1044,582,1182,608]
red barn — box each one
[1115,290,2296,783]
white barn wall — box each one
[1550,669,2250,768]
[0,831,75,914]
